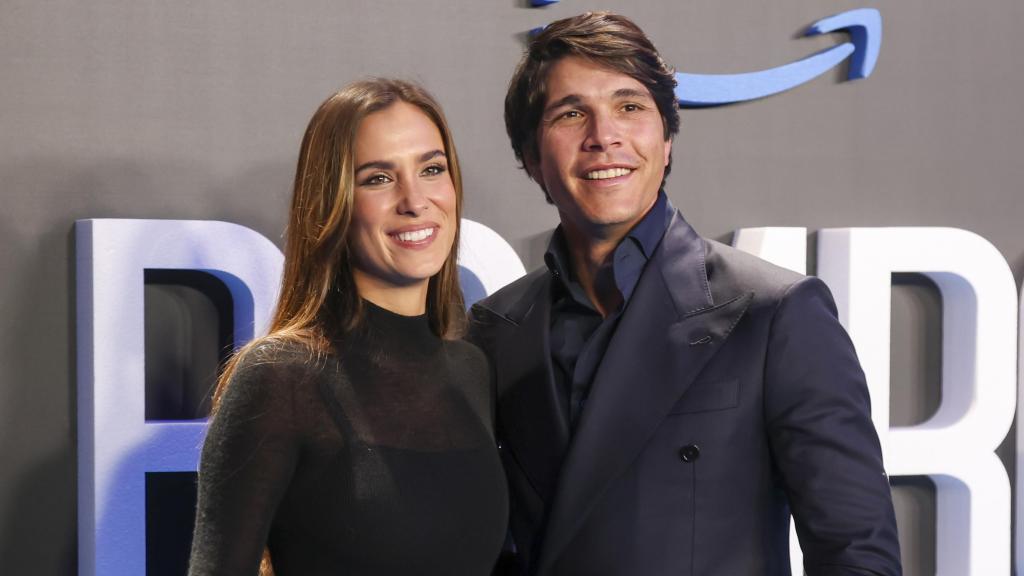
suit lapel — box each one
[495,273,571,504]
[537,214,753,574]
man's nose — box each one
[396,178,429,216]
[582,111,622,150]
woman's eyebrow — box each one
[355,160,394,174]
[420,150,446,162]
[356,150,445,174]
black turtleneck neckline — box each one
[360,298,440,354]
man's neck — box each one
[561,224,626,317]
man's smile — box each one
[583,167,634,180]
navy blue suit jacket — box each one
[468,213,901,576]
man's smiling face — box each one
[529,56,672,240]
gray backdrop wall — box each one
[2,0,1021,574]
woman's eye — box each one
[363,174,392,186]
[422,164,447,177]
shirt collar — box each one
[544,190,674,305]
[625,189,673,259]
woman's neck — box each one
[352,270,429,317]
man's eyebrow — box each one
[544,94,582,115]
[613,87,654,101]
[544,88,653,115]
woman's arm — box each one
[188,348,302,575]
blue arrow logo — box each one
[676,8,881,106]
[526,6,881,107]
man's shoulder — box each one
[699,237,808,302]
[465,267,549,353]
[469,266,549,323]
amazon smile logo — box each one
[530,4,882,107]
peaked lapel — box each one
[537,214,753,574]
[494,273,571,504]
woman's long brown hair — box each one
[209,79,466,575]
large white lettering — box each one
[731,226,807,274]
[817,227,1016,576]
[76,219,284,576]
[458,218,526,306]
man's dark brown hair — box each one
[504,12,680,189]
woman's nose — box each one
[396,179,429,216]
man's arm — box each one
[467,303,522,576]
[764,276,902,576]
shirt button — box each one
[678,444,701,463]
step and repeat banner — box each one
[2,1,1023,575]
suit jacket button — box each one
[679,444,701,462]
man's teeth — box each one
[395,228,435,242]
[585,167,632,180]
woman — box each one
[188,79,508,575]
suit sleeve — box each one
[764,277,902,576]
[188,349,302,576]
[467,303,502,438]
[468,304,522,576]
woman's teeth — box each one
[395,228,435,242]
[585,167,632,180]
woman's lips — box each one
[389,225,439,248]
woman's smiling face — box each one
[348,101,457,305]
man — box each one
[469,11,902,576]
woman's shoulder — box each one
[445,337,489,370]
[227,336,335,394]
[234,337,318,369]
[214,336,340,429]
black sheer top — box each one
[189,302,509,575]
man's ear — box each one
[523,154,553,204]
[663,137,672,167]
[523,154,541,183]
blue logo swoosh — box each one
[526,6,881,107]
[677,8,882,106]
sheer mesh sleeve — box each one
[188,346,304,576]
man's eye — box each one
[622,103,642,112]
[560,110,583,120]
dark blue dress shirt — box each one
[545,190,674,429]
